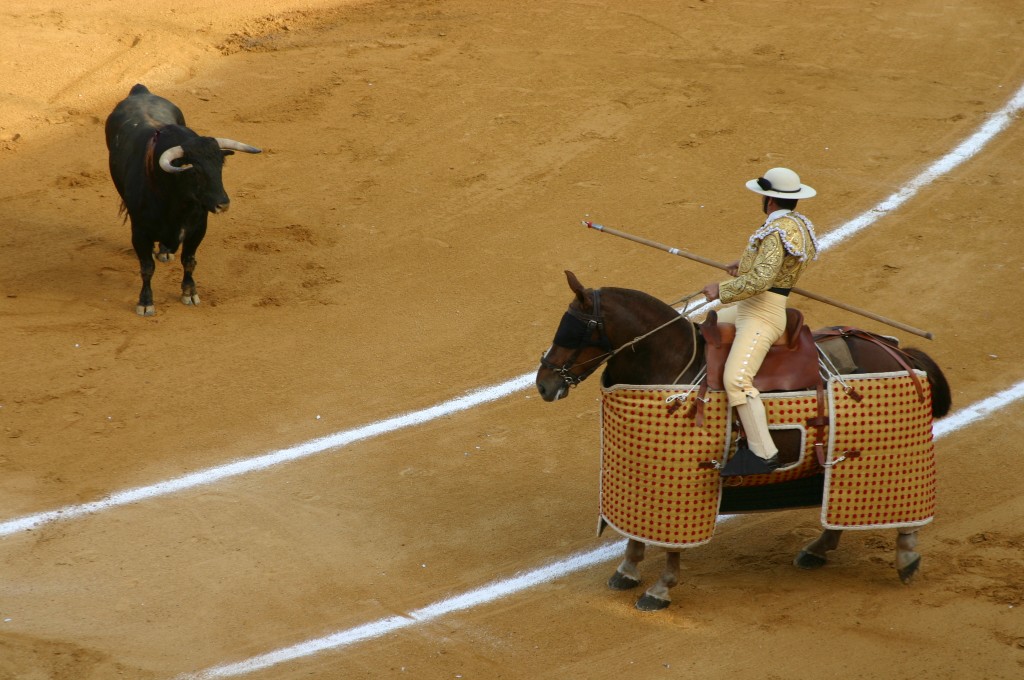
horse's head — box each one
[537,271,703,401]
[536,271,615,401]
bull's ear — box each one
[221,150,235,157]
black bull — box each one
[104,84,261,316]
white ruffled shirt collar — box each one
[749,209,819,261]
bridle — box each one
[539,288,700,389]
[538,289,615,388]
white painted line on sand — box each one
[818,82,1024,249]
[933,380,1024,439]
[0,374,534,538]
[2,81,1023,539]
[176,541,625,679]
[177,380,1024,679]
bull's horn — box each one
[215,138,262,154]
[158,146,191,173]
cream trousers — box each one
[716,291,788,407]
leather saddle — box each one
[701,308,821,392]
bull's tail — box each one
[904,347,951,419]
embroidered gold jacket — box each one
[719,212,818,304]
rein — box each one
[540,289,701,389]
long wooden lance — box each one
[583,220,934,340]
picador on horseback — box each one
[700,167,819,476]
[535,170,951,611]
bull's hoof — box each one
[607,571,641,591]
[157,252,175,263]
[136,304,156,316]
[635,594,670,611]
[794,550,827,570]
[182,293,201,306]
[898,556,921,585]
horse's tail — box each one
[904,348,952,419]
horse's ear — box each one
[565,270,590,309]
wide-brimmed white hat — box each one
[745,167,816,199]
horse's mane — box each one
[593,286,701,388]
[601,287,684,322]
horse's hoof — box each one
[136,304,156,316]
[794,550,827,570]
[898,556,921,584]
[635,594,670,612]
[182,293,200,306]
[607,572,641,591]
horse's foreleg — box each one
[795,528,843,569]
[895,528,921,584]
[636,551,680,611]
[608,539,645,590]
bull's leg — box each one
[794,528,843,569]
[180,252,200,306]
[608,538,645,591]
[636,551,680,611]
[895,528,921,584]
[179,224,206,307]
[132,232,157,316]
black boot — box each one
[720,441,779,477]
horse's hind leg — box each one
[895,528,921,584]
[608,539,645,590]
[795,528,843,569]
[636,551,680,611]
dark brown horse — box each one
[536,271,951,611]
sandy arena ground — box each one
[1,0,1024,678]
